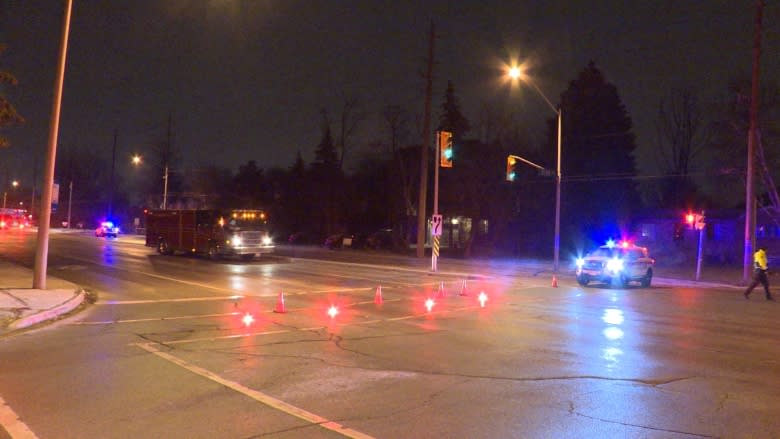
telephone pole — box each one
[416,21,435,258]
[743,0,764,282]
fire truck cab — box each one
[145,209,274,260]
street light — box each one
[2,180,20,209]
[131,155,169,209]
[507,65,563,273]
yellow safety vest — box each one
[754,249,768,271]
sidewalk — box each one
[0,259,85,337]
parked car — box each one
[366,228,394,250]
[324,233,354,249]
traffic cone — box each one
[551,275,558,288]
[273,291,287,313]
[436,281,446,299]
[459,279,468,296]
[374,285,384,304]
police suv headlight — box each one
[262,235,272,246]
[575,258,585,268]
[231,235,242,246]
[606,258,624,273]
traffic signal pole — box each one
[432,131,440,272]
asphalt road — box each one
[0,231,778,438]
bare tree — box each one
[335,94,365,170]
[653,88,708,206]
[383,104,415,217]
[0,44,24,148]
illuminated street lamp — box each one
[132,155,169,209]
[507,65,563,272]
[2,180,20,209]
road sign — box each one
[432,214,443,236]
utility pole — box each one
[34,0,72,289]
[108,128,117,219]
[743,0,764,283]
[416,21,435,259]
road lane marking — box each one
[71,312,242,325]
[98,295,244,305]
[0,395,38,439]
[135,342,375,439]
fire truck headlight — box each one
[231,235,242,246]
[262,235,272,246]
[606,258,624,273]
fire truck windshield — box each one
[221,210,267,231]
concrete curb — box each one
[8,289,86,330]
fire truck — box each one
[0,208,31,230]
[145,209,274,260]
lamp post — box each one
[2,180,19,209]
[162,164,169,210]
[508,65,562,272]
[131,155,169,209]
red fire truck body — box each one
[145,209,273,260]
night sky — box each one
[1,1,778,188]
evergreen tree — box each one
[311,123,344,236]
[231,160,266,208]
[549,61,640,250]
[438,80,471,139]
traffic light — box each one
[684,212,706,230]
[685,212,695,228]
[438,130,453,168]
[506,156,517,181]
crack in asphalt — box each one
[567,400,717,438]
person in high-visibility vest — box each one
[744,246,775,300]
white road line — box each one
[135,343,375,439]
[71,312,241,325]
[99,295,244,305]
[0,395,38,439]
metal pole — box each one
[162,164,169,210]
[432,131,440,272]
[416,21,435,258]
[743,1,764,283]
[33,0,72,289]
[108,128,117,219]
[2,192,6,209]
[553,108,562,273]
[695,214,704,281]
[66,180,72,229]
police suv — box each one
[575,240,655,287]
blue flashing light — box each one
[605,239,616,248]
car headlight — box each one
[262,235,272,246]
[231,235,242,246]
[606,258,624,272]
[575,258,585,268]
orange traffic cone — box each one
[436,281,446,299]
[374,285,384,304]
[273,291,287,313]
[459,279,468,296]
[551,275,558,288]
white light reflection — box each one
[602,308,624,325]
[601,346,623,368]
[230,276,245,290]
[602,326,624,340]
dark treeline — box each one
[48,61,770,258]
